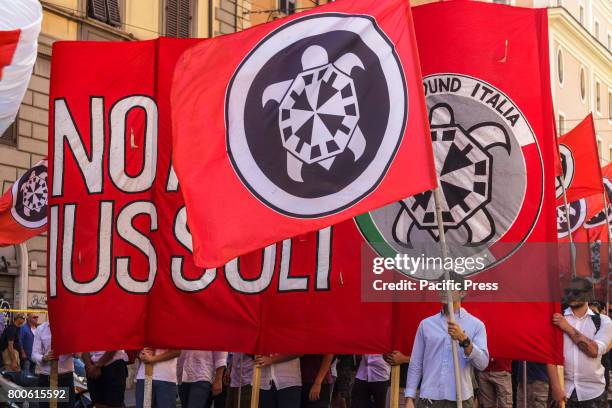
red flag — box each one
[0,159,47,245]
[0,29,19,81]
[410,1,562,363]
[556,114,603,205]
[171,0,437,268]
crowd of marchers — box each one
[0,276,610,408]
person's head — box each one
[26,314,38,327]
[13,314,25,327]
[439,272,467,309]
[564,277,592,309]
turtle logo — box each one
[263,46,366,183]
[557,199,586,238]
[11,161,47,229]
[555,144,574,199]
[356,74,544,279]
[394,103,510,245]
[226,14,407,218]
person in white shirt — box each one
[31,321,75,408]
[135,348,181,408]
[351,354,391,408]
[255,354,302,408]
[553,277,612,407]
[178,350,227,408]
[226,353,255,408]
[82,350,129,408]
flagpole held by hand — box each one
[50,360,58,408]
[390,364,400,408]
[250,365,261,408]
[433,187,463,408]
[143,349,155,408]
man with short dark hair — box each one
[553,277,612,407]
[0,314,25,372]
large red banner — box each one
[171,0,437,268]
[48,1,562,365]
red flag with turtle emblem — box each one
[171,0,436,268]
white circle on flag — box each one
[226,14,407,218]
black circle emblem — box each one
[226,14,407,218]
[12,162,47,228]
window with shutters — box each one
[87,0,122,27]
[279,0,296,15]
[165,0,194,38]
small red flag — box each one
[0,159,47,245]
[556,114,603,204]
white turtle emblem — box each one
[262,45,367,182]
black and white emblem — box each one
[555,144,574,199]
[226,14,407,218]
[12,161,47,228]
[394,103,511,245]
[557,199,586,238]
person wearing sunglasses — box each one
[553,277,612,408]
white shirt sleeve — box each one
[31,328,43,365]
[214,352,228,369]
[594,315,612,357]
[467,321,489,371]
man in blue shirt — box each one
[18,313,38,373]
[405,276,489,408]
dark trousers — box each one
[566,390,607,408]
[301,382,333,408]
[225,385,252,408]
[179,381,212,408]
[351,378,388,408]
[259,384,301,408]
[38,372,75,408]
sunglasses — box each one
[564,288,588,296]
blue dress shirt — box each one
[405,308,489,401]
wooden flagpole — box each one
[50,360,58,408]
[250,366,261,408]
[390,364,400,408]
[433,187,463,408]
[560,181,577,277]
[143,350,155,408]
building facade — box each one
[0,0,609,312]
[0,0,251,313]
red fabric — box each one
[556,114,603,205]
[171,0,437,268]
[0,29,20,81]
[412,1,562,364]
[485,357,512,373]
[47,0,562,365]
[0,159,47,245]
